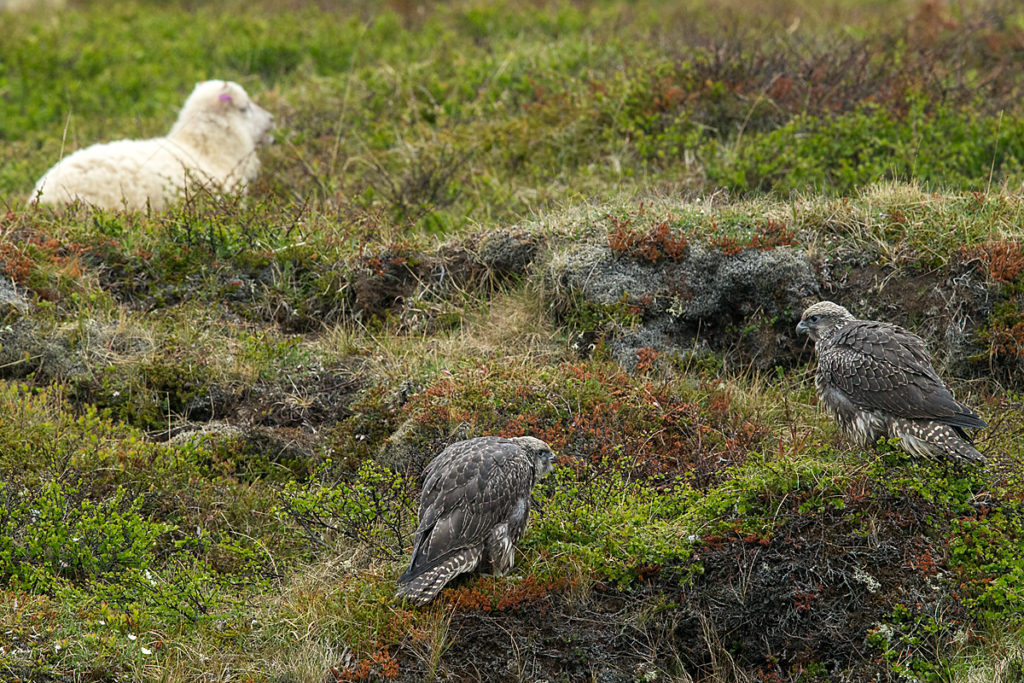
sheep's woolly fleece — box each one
[29,80,273,211]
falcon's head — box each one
[796,301,856,343]
[509,436,556,482]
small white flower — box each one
[127,634,137,641]
[112,391,120,397]
[141,647,153,655]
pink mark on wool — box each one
[219,94,233,102]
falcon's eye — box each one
[808,315,820,323]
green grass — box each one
[3,0,1024,680]
[6,0,1024,220]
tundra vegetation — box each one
[1,0,1024,680]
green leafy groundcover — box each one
[709,100,1024,194]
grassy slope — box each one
[1,0,1024,681]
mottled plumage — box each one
[395,436,555,605]
[797,301,986,465]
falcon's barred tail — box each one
[944,406,989,431]
[892,419,987,466]
[395,547,482,605]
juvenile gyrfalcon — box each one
[395,436,555,605]
[796,301,986,465]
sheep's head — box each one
[172,80,275,150]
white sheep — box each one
[29,80,274,211]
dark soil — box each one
[390,470,968,682]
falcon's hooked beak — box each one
[795,320,810,335]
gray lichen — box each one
[545,240,820,370]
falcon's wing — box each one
[399,438,533,584]
[819,321,986,429]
